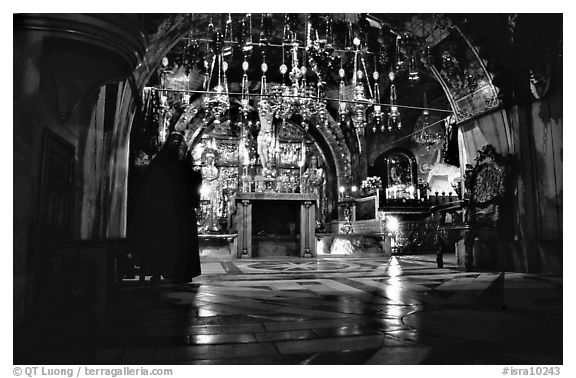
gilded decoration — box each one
[217,140,240,165]
[218,166,239,191]
[277,168,301,193]
[472,164,504,204]
[403,14,453,47]
[460,145,515,271]
[189,110,329,234]
[463,144,512,225]
[279,143,302,167]
[394,221,437,255]
[199,148,222,232]
[430,27,500,123]
[277,122,306,140]
[210,119,235,136]
[383,151,417,200]
[191,139,210,164]
[301,155,327,225]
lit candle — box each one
[339,186,346,200]
[417,188,421,200]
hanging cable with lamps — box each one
[412,89,445,151]
[370,55,383,132]
[153,13,454,138]
[202,18,230,125]
[386,35,402,131]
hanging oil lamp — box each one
[204,31,230,125]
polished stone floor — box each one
[16,254,563,365]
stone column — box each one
[237,199,252,258]
[301,201,316,258]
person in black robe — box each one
[128,131,202,283]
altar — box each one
[235,192,317,258]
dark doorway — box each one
[252,200,300,257]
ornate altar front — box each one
[235,192,317,258]
[192,118,329,241]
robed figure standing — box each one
[128,131,202,283]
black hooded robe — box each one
[129,146,202,283]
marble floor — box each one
[15,254,563,365]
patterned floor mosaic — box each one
[15,254,563,365]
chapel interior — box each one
[13,13,563,365]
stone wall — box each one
[455,98,562,274]
[13,15,145,323]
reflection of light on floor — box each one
[381,304,406,318]
[191,334,220,344]
[194,285,216,296]
[335,297,362,315]
[381,257,405,306]
[197,308,218,317]
[388,257,402,278]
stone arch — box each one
[128,14,513,202]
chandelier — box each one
[386,36,402,131]
[337,33,405,134]
[202,30,230,125]
[264,15,328,130]
[336,38,373,135]
[196,14,401,134]
[413,92,443,151]
[370,69,383,132]
[152,14,452,140]
[387,80,401,131]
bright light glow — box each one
[339,186,346,193]
[316,239,327,255]
[386,216,400,233]
[351,185,358,192]
[200,184,211,197]
[298,160,305,167]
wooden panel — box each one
[356,195,378,221]
[36,128,76,296]
[38,129,75,232]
